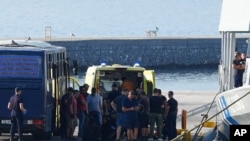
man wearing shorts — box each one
[122,91,139,141]
[111,89,128,141]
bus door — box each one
[143,70,155,97]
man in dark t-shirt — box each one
[148,88,164,140]
[107,83,121,115]
[7,87,27,141]
[111,89,128,141]
[137,90,150,140]
[232,52,245,87]
[59,88,71,140]
[166,91,178,140]
[157,88,168,139]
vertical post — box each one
[181,109,187,129]
[45,26,52,41]
[229,33,236,89]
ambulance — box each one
[84,63,155,96]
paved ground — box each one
[0,90,220,141]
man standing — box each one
[122,91,139,141]
[111,89,128,141]
[76,87,86,140]
[137,90,150,141]
[59,88,71,140]
[232,52,245,87]
[65,87,78,140]
[148,88,164,141]
[158,89,168,140]
[107,83,121,115]
[166,91,178,140]
[7,87,27,141]
[86,87,103,140]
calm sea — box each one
[74,66,218,91]
[0,0,221,91]
[0,0,221,38]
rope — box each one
[192,91,220,141]
[171,90,250,141]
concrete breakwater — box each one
[48,37,248,68]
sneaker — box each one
[148,138,154,141]
[158,139,163,141]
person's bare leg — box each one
[116,126,122,140]
[127,129,133,140]
[133,128,138,140]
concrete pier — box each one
[46,37,248,68]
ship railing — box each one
[172,90,250,141]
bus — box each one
[0,40,75,139]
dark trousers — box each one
[89,111,102,139]
[166,112,177,140]
[234,75,243,88]
[162,117,167,138]
[10,115,23,139]
[60,115,67,138]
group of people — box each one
[60,84,104,141]
[232,52,246,88]
[108,85,178,141]
[7,82,178,141]
[60,82,179,141]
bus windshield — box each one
[0,55,42,78]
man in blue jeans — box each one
[86,88,103,140]
[76,87,87,140]
[7,87,27,141]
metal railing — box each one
[171,90,250,141]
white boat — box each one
[216,85,250,141]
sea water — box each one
[0,0,221,90]
[0,0,221,38]
[73,66,218,91]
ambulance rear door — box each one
[143,70,155,97]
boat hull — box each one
[216,85,250,140]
